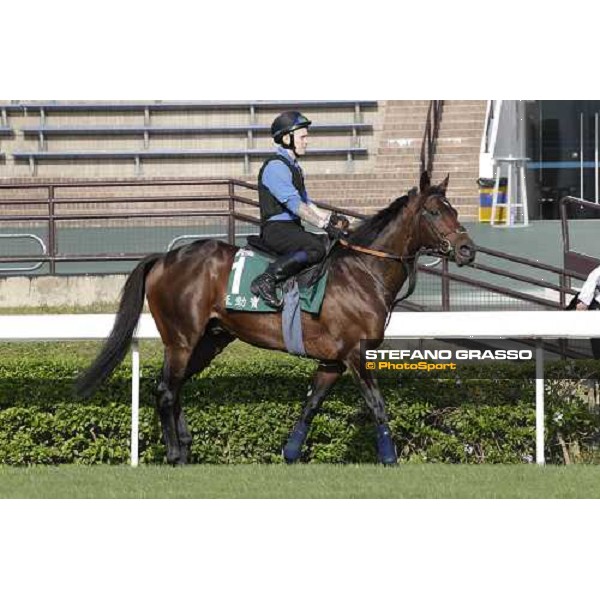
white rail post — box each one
[131,339,140,467]
[535,340,545,466]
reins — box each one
[337,219,443,323]
[337,238,421,320]
[338,238,406,262]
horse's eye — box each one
[429,209,441,216]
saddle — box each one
[245,234,333,289]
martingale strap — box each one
[338,238,420,328]
[383,260,419,329]
[395,258,418,302]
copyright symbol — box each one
[366,362,376,370]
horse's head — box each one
[413,171,476,266]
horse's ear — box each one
[419,171,430,193]
[439,173,450,194]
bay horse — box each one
[76,172,476,465]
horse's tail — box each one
[75,253,162,398]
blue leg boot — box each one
[377,424,398,466]
[283,422,309,464]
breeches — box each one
[261,221,327,264]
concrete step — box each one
[382,116,428,122]
[438,119,486,129]
[383,104,430,112]
[442,103,487,111]
[433,158,480,166]
[433,166,480,175]
[427,153,481,162]
[435,145,483,155]
[443,100,487,106]
[383,100,431,107]
[373,166,423,175]
[378,132,426,141]
[382,118,428,125]
[441,109,487,117]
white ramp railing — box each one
[2,311,599,466]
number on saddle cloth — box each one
[225,247,328,314]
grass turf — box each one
[1,464,599,498]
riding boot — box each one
[250,252,307,309]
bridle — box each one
[337,195,465,311]
[339,196,463,263]
[419,195,467,255]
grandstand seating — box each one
[11,148,367,177]
[12,148,366,160]
[1,100,375,176]
[0,100,377,112]
[20,123,372,137]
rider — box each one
[250,110,348,308]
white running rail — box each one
[2,311,599,466]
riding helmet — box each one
[271,111,312,144]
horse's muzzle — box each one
[452,234,476,266]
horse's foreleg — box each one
[283,361,345,464]
[347,352,397,466]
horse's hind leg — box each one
[173,407,192,466]
[172,326,236,464]
[346,350,397,466]
[156,345,191,465]
[283,361,345,464]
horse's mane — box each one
[347,185,448,246]
[347,193,411,245]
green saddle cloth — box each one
[225,248,328,313]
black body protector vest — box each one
[258,156,307,226]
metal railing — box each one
[0,233,46,272]
[419,245,581,313]
[0,178,262,275]
[0,178,586,316]
[560,196,600,289]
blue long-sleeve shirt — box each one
[262,147,314,222]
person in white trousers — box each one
[576,265,600,311]
[569,264,600,358]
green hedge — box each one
[1,348,600,465]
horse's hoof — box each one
[166,451,181,466]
